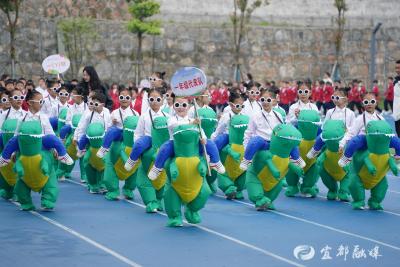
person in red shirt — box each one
[384,77,394,113]
[209,83,219,112]
[322,81,335,114]
[311,80,323,110]
[288,81,298,105]
[109,83,119,110]
[348,79,364,114]
[371,79,382,113]
[278,81,291,112]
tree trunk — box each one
[10,28,16,78]
[137,32,143,83]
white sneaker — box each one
[96,146,109,159]
[58,154,74,165]
[338,155,352,167]
[148,166,163,180]
[291,157,306,168]
[239,159,252,171]
[0,156,10,167]
[210,161,226,174]
[76,148,86,158]
[58,176,66,182]
[306,147,320,159]
[124,158,138,171]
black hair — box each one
[362,92,376,99]
[25,89,42,101]
[260,88,277,98]
[46,78,59,89]
[148,88,162,97]
[373,80,378,83]
[91,90,106,104]
[319,80,325,85]
[396,60,400,64]
[229,92,244,103]
[336,87,350,97]
[325,72,331,77]
[18,77,26,82]
[5,79,14,86]
[388,76,394,80]
[0,74,10,81]
[119,86,132,96]
[59,86,68,92]
[16,80,24,85]
[246,73,253,81]
[72,86,84,96]
[82,66,102,91]
[130,86,138,94]
[154,71,166,80]
[71,79,79,83]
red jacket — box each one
[385,83,394,101]
[279,87,291,105]
[109,90,119,110]
[210,88,229,105]
[371,85,380,100]
[322,85,334,103]
[348,85,365,103]
[133,95,142,114]
[288,86,298,103]
[311,86,323,102]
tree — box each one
[332,0,348,79]
[126,0,161,83]
[231,0,268,82]
[0,0,23,78]
[57,17,97,79]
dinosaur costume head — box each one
[123,116,139,147]
[198,108,217,139]
[322,120,346,152]
[1,119,18,145]
[365,120,393,155]
[173,124,200,157]
[269,124,302,158]
[151,116,169,149]
[18,120,43,156]
[297,110,320,140]
[86,122,105,149]
[57,108,68,132]
[229,114,249,145]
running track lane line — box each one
[8,200,143,267]
[65,179,305,267]
[213,194,400,252]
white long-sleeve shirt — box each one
[339,111,384,148]
[242,99,262,117]
[211,110,242,139]
[19,111,55,135]
[323,106,355,130]
[243,109,283,148]
[65,102,88,126]
[50,101,69,118]
[287,100,319,124]
[110,107,139,129]
[0,107,27,130]
[134,109,169,142]
[41,94,58,116]
[73,108,112,141]
[167,114,205,140]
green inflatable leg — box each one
[285,170,300,197]
[103,161,120,200]
[217,173,237,199]
[206,170,218,193]
[234,173,246,199]
[320,168,338,200]
[40,174,59,210]
[164,184,183,227]
[155,186,165,211]
[86,165,101,193]
[79,158,87,183]
[0,176,14,200]
[300,165,319,197]
[14,179,35,211]
[368,177,388,210]
[338,175,351,202]
[349,173,366,210]
[246,171,271,211]
[185,182,211,224]
[122,173,137,200]
[264,180,283,210]
[137,166,159,213]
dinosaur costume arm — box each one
[288,162,304,177]
[389,156,399,176]
[197,159,207,177]
[316,152,326,168]
[40,158,49,176]
[263,152,280,179]
[170,158,179,182]
[14,159,24,177]
[222,145,241,162]
[364,156,377,175]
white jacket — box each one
[393,81,400,121]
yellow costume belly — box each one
[114,146,140,181]
[299,140,316,173]
[67,142,78,161]
[323,150,346,181]
[89,148,105,171]
[257,155,289,192]
[358,153,389,190]
[172,157,203,203]
[225,144,245,181]
[20,155,48,192]
[0,162,17,186]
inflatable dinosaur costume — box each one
[136,116,169,212]
[348,120,398,210]
[218,114,249,199]
[164,124,210,227]
[316,120,351,201]
[285,110,321,198]
[0,119,18,199]
[104,116,140,200]
[13,120,58,210]
[246,124,303,210]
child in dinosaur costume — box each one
[315,120,351,201]
[103,116,140,200]
[285,110,321,198]
[57,114,84,181]
[246,123,303,210]
[13,120,58,211]
[197,107,218,192]
[218,114,249,200]
[0,119,18,200]
[162,124,210,227]
[347,120,398,210]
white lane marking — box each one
[9,200,142,267]
[213,194,400,252]
[65,179,305,267]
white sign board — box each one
[42,54,70,75]
[171,67,207,96]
